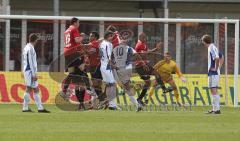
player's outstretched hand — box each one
[180,77,187,83]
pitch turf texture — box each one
[0,104,240,141]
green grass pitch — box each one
[0,104,240,141]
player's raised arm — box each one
[148,42,162,53]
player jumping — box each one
[60,17,93,110]
[135,33,172,106]
[148,52,186,106]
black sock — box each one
[62,74,73,92]
[95,88,105,101]
[138,88,148,101]
[75,89,85,103]
[83,76,91,90]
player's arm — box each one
[28,48,37,81]
[148,47,160,52]
[173,62,186,82]
[147,43,161,52]
[131,47,149,71]
[210,47,220,71]
[219,53,224,69]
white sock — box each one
[23,92,30,110]
[212,95,217,111]
[129,96,138,105]
[33,93,44,110]
[216,94,220,111]
[109,98,117,107]
[126,89,138,105]
[91,95,98,108]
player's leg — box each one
[75,83,86,110]
[91,66,107,108]
[167,79,181,106]
[22,86,32,112]
[22,70,33,112]
[101,68,118,110]
[116,69,140,107]
[33,87,50,113]
[154,72,173,93]
[105,82,117,110]
[146,82,157,105]
[61,53,82,98]
[207,75,221,114]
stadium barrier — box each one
[0,71,239,106]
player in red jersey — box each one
[60,17,92,110]
[84,31,108,108]
[135,32,172,106]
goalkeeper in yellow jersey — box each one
[148,52,186,106]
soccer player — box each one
[135,33,172,106]
[85,31,107,108]
[22,33,50,113]
[202,34,221,114]
[112,41,142,111]
[99,31,118,110]
[60,17,83,99]
[61,17,93,110]
[148,52,186,106]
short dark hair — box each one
[70,17,79,25]
[202,34,212,44]
[165,52,171,56]
[104,31,113,39]
[90,31,99,39]
[29,33,38,42]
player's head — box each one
[104,31,114,41]
[89,31,99,42]
[139,32,147,42]
[29,33,38,45]
[201,34,212,47]
[164,52,172,62]
[70,17,80,28]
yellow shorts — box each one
[159,73,172,82]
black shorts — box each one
[89,65,102,80]
[135,63,154,80]
[65,53,83,72]
[70,67,88,84]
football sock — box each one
[23,92,30,110]
[33,93,44,110]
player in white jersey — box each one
[112,42,142,111]
[22,33,50,113]
[99,31,118,110]
[202,34,221,114]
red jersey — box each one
[87,39,101,67]
[64,25,81,56]
[112,31,121,48]
[135,40,148,66]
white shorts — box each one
[208,75,220,88]
[100,66,115,83]
[114,68,132,85]
[23,71,38,88]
